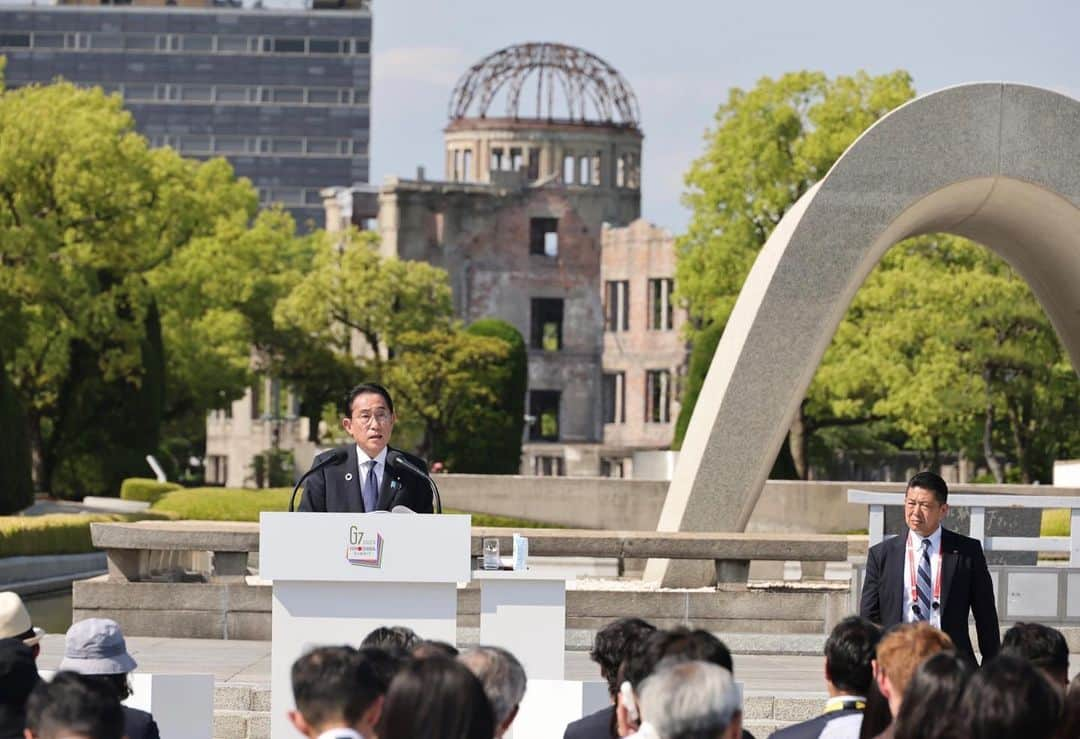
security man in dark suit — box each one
[859,471,999,664]
[299,383,433,514]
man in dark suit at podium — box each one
[299,383,434,514]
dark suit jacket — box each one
[859,528,999,663]
[123,706,161,739]
[768,709,861,739]
[564,705,615,739]
[298,445,433,514]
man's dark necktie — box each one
[917,538,933,621]
[362,461,378,512]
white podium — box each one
[474,570,566,679]
[260,512,471,739]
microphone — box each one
[289,447,349,512]
[386,450,442,514]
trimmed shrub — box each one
[451,318,527,474]
[119,477,182,504]
[0,512,171,558]
[152,487,293,521]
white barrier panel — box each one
[40,671,213,739]
[508,679,609,739]
[475,570,566,680]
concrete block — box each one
[226,612,272,641]
[212,711,248,739]
[745,720,786,736]
[246,714,270,739]
[74,608,225,639]
[213,685,253,711]
[251,688,273,713]
[742,695,774,720]
[772,697,823,722]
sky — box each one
[369,0,1080,233]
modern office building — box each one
[0,0,372,228]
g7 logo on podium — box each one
[346,525,384,568]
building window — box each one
[529,391,561,442]
[529,217,559,257]
[530,298,563,351]
[578,156,590,185]
[602,372,626,424]
[207,455,228,485]
[527,147,541,180]
[510,147,523,171]
[265,37,306,54]
[600,458,625,478]
[648,278,674,331]
[604,280,629,332]
[491,147,503,171]
[562,154,575,184]
[646,370,672,423]
[533,455,565,476]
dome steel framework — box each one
[448,42,640,127]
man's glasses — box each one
[353,410,391,425]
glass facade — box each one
[0,5,372,229]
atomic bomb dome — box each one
[448,42,641,128]
[442,42,642,190]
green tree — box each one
[447,318,527,473]
[385,329,512,462]
[0,81,272,493]
[818,235,1080,482]
[272,229,456,443]
[676,70,916,477]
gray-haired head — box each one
[458,645,527,733]
[638,660,741,739]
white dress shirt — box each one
[356,445,388,495]
[902,525,943,627]
[316,729,364,739]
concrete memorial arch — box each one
[647,83,1080,586]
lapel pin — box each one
[345,472,353,481]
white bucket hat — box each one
[0,592,45,647]
[58,618,137,675]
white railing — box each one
[846,490,1080,566]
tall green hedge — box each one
[0,350,34,515]
[450,318,527,474]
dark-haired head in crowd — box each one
[362,625,421,653]
[24,671,124,739]
[638,660,742,739]
[1057,673,1080,739]
[0,638,39,739]
[616,628,754,739]
[952,654,1061,739]
[459,646,527,738]
[565,617,656,739]
[890,652,972,739]
[769,616,881,739]
[289,645,390,739]
[412,640,459,660]
[1001,621,1070,690]
[378,656,494,739]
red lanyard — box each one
[906,531,942,614]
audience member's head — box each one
[412,640,459,660]
[58,618,138,703]
[617,628,735,736]
[953,654,1061,739]
[288,646,387,739]
[590,617,656,697]
[0,592,45,658]
[362,625,421,652]
[638,660,742,739]
[360,644,409,692]
[0,638,39,735]
[1058,673,1080,739]
[378,655,495,739]
[891,652,973,739]
[872,622,953,717]
[24,670,125,739]
[823,616,882,697]
[1002,622,1070,690]
[459,646,527,738]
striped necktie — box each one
[916,538,933,621]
